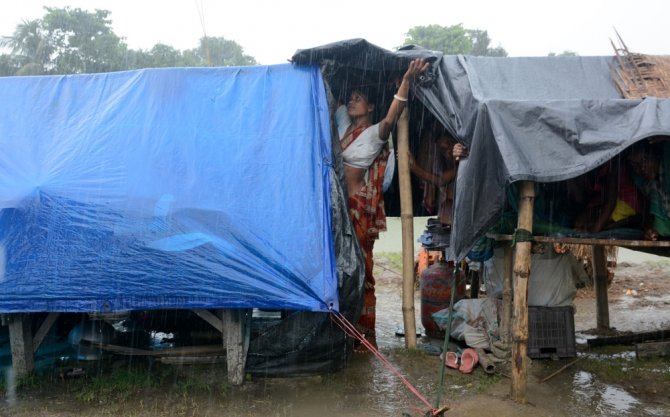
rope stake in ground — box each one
[329,311,448,416]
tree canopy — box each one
[0,7,257,76]
[403,24,507,57]
[548,50,578,57]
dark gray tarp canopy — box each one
[434,55,670,259]
[293,39,670,260]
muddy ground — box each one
[1,245,669,417]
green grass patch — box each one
[71,365,161,403]
[375,251,404,271]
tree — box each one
[41,7,127,74]
[403,24,507,57]
[0,19,54,75]
[186,36,258,67]
[0,54,21,76]
[548,50,578,57]
[147,43,183,68]
[0,7,258,76]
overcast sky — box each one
[1,0,667,65]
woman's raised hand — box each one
[404,59,430,81]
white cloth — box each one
[484,246,584,307]
[335,105,386,169]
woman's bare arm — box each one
[378,59,429,141]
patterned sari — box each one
[342,125,389,343]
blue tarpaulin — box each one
[0,64,338,313]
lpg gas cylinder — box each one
[420,260,467,339]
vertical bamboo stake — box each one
[592,245,610,330]
[511,181,535,404]
[502,244,514,345]
[397,107,417,349]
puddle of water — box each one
[570,370,639,414]
[561,369,668,416]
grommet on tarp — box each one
[511,228,533,247]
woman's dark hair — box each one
[351,84,379,105]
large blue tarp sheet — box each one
[0,64,338,313]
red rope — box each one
[329,311,440,416]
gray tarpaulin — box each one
[293,40,670,260]
[431,55,670,259]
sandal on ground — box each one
[440,351,459,369]
[459,348,479,374]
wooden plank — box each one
[160,356,226,365]
[8,314,34,376]
[592,246,610,331]
[588,329,670,347]
[223,309,250,386]
[32,313,60,353]
[511,181,535,404]
[636,341,670,359]
[191,309,224,333]
[89,342,225,357]
[397,107,417,349]
[487,233,670,248]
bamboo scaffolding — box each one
[611,30,670,99]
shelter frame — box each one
[487,182,670,403]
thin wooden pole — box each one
[502,244,514,345]
[592,246,610,330]
[397,107,417,349]
[511,181,535,404]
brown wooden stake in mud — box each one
[592,245,610,330]
[511,181,535,404]
[397,107,417,349]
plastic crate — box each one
[528,306,576,359]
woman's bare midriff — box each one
[344,165,367,198]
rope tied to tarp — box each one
[511,228,533,246]
[328,310,445,416]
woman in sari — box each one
[335,58,429,348]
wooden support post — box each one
[511,181,535,404]
[397,107,417,349]
[592,245,610,331]
[222,309,250,386]
[502,244,514,345]
[32,312,60,353]
[8,314,34,376]
[192,309,224,333]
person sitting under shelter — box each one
[628,138,670,240]
[573,154,644,234]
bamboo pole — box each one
[397,107,417,349]
[502,244,514,345]
[511,181,535,404]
